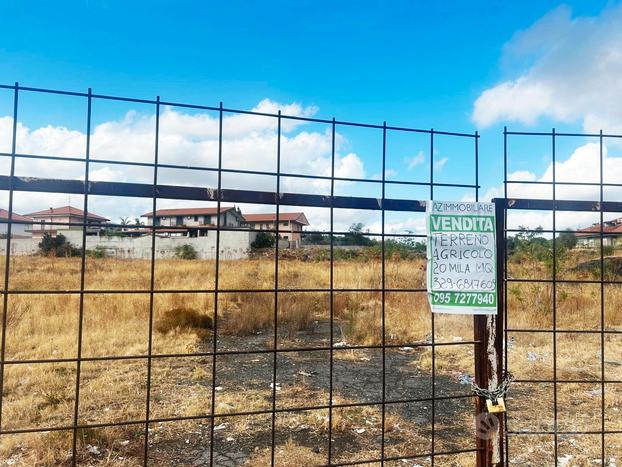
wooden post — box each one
[474,200,505,466]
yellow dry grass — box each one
[0,250,620,466]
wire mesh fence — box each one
[0,83,484,466]
[502,127,622,466]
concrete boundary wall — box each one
[0,231,258,260]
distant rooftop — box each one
[243,212,309,225]
[577,217,622,236]
[0,209,33,222]
[25,206,109,222]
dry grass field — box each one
[0,249,621,466]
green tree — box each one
[251,232,276,249]
[304,232,330,245]
[397,231,427,254]
[557,229,577,250]
[507,226,549,259]
[343,223,375,246]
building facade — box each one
[577,217,622,248]
[141,206,245,237]
[25,206,110,239]
[0,209,33,238]
[243,212,309,247]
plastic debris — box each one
[458,374,474,385]
[86,445,101,455]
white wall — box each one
[0,223,31,237]
[0,230,258,260]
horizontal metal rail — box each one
[0,151,479,190]
[0,175,431,212]
[496,197,622,213]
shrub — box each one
[251,232,275,249]
[155,307,213,336]
[332,248,360,260]
[302,232,330,245]
[174,244,198,260]
[38,233,80,257]
[368,238,426,260]
[87,246,107,258]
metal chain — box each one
[471,372,514,403]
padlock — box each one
[486,397,506,413]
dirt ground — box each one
[147,325,476,466]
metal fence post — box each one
[474,199,505,466]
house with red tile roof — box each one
[576,218,622,248]
[0,209,33,238]
[243,212,309,246]
[25,206,110,239]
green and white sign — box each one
[426,201,497,315]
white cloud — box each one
[473,78,554,127]
[483,142,622,231]
[433,157,448,172]
[405,151,425,170]
[335,153,364,179]
[0,100,384,231]
[472,4,622,134]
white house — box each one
[141,206,246,237]
[0,209,33,238]
[25,206,110,239]
[576,217,622,248]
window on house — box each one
[176,216,183,226]
[204,215,211,224]
[154,217,160,226]
[283,221,289,226]
[194,216,198,222]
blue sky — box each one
[0,0,620,231]
[0,1,601,124]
